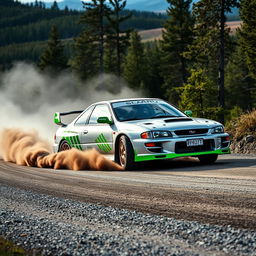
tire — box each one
[58,140,71,152]
[118,135,136,170]
[198,154,218,164]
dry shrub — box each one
[231,110,256,139]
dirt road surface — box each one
[0,154,255,230]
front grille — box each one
[175,139,214,154]
[174,129,208,136]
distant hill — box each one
[43,0,239,17]
[43,0,169,12]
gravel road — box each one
[0,154,256,255]
[1,184,256,256]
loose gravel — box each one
[0,184,255,256]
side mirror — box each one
[184,110,192,117]
[97,116,113,125]
[54,112,62,125]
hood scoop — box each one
[164,118,193,123]
[143,122,154,125]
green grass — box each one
[0,237,26,256]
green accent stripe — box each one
[100,134,112,151]
[65,137,72,147]
[95,133,112,153]
[134,149,231,162]
[73,136,80,149]
[99,139,108,153]
[99,134,107,142]
[99,145,105,151]
[70,136,75,147]
[74,136,79,148]
[76,136,83,150]
[71,136,77,149]
[63,131,79,134]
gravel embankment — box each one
[0,184,255,256]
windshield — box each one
[111,100,186,122]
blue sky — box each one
[19,0,62,2]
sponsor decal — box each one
[112,100,162,108]
[95,133,112,153]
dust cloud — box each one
[0,62,139,170]
[0,128,123,171]
[0,62,140,141]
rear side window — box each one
[75,106,94,126]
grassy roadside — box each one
[0,237,26,256]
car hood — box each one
[117,117,221,132]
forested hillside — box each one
[0,0,166,46]
[1,0,255,125]
[0,0,167,67]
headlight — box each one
[141,131,172,139]
[211,126,224,134]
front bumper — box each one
[132,134,230,162]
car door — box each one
[82,104,114,154]
[70,105,95,150]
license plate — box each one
[186,139,204,147]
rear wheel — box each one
[118,135,135,170]
[198,154,218,164]
[59,140,71,152]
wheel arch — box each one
[114,133,134,162]
[58,138,70,152]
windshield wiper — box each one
[123,118,144,121]
[150,115,178,119]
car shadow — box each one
[133,156,256,172]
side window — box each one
[89,104,112,125]
[75,106,94,126]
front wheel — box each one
[118,135,136,170]
[58,140,71,152]
[198,154,218,164]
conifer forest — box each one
[0,0,255,124]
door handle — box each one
[83,130,88,134]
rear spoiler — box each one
[54,110,83,126]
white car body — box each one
[53,98,230,169]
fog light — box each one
[145,143,157,147]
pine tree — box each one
[160,0,194,104]
[106,0,131,77]
[178,69,221,119]
[123,31,147,89]
[71,30,98,80]
[145,42,165,98]
[51,1,59,11]
[239,0,256,79]
[79,0,110,77]
[225,43,256,110]
[38,25,67,73]
[187,0,239,122]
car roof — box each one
[94,98,163,105]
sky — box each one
[19,0,63,2]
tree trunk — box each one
[219,0,225,123]
[97,0,105,90]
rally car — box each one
[53,98,230,170]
